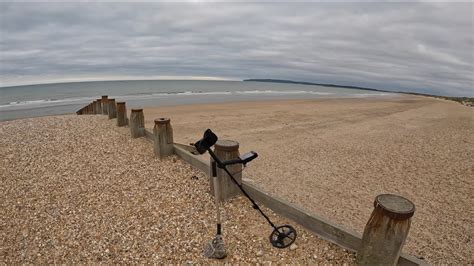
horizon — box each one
[0,77,472,98]
[1,2,473,96]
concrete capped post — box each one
[116,102,128,127]
[356,194,415,266]
[108,98,117,119]
[153,118,174,158]
[95,99,102,114]
[130,108,145,138]
[211,140,242,202]
[101,95,108,115]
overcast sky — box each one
[0,2,472,96]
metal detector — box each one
[196,129,297,256]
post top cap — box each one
[215,139,239,151]
[117,101,125,104]
[108,98,115,101]
[375,194,415,220]
[101,95,108,98]
[154,117,170,124]
[131,108,143,112]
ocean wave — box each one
[175,91,232,96]
[234,90,333,95]
[0,90,391,110]
[0,97,95,109]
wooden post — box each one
[86,103,92,114]
[93,100,98,114]
[356,194,415,266]
[101,95,108,115]
[95,99,102,114]
[108,98,117,119]
[116,102,128,127]
[130,108,145,138]
[153,118,174,158]
[211,140,242,201]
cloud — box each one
[0,2,472,96]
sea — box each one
[0,80,394,121]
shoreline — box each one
[0,93,401,122]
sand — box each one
[140,95,474,264]
[0,115,354,263]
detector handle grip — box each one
[221,151,258,166]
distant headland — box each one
[244,79,473,107]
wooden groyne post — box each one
[101,95,108,115]
[356,194,415,266]
[108,98,117,119]
[92,100,97,114]
[211,140,242,201]
[130,108,145,138]
[116,102,128,127]
[153,118,174,158]
[87,103,93,114]
[95,99,102,114]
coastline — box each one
[1,95,473,263]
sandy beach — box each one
[1,95,472,264]
[0,115,353,263]
[139,95,474,264]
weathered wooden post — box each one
[356,194,415,266]
[211,140,242,201]
[95,99,102,114]
[116,102,128,127]
[101,95,108,115]
[92,100,97,114]
[108,98,117,119]
[153,118,174,158]
[130,108,145,138]
[86,103,92,114]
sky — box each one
[0,1,473,96]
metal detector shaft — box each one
[211,161,222,235]
[208,148,278,231]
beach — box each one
[1,95,473,264]
[140,95,473,264]
[0,115,353,263]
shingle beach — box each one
[1,95,473,264]
[0,115,353,263]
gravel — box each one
[0,115,354,263]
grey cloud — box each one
[0,2,472,96]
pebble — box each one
[289,244,298,251]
